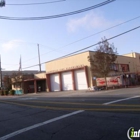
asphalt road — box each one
[0,87,140,140]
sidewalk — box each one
[0,86,140,99]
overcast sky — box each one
[0,0,140,71]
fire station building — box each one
[45,51,140,92]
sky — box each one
[0,0,140,71]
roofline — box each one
[45,50,139,64]
[117,54,135,58]
[24,78,46,82]
[2,70,39,72]
[123,52,140,55]
[89,51,135,58]
[45,50,91,64]
[122,52,133,55]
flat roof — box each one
[45,50,138,64]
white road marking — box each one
[0,110,84,140]
[18,97,38,100]
[103,96,140,105]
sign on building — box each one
[96,76,123,87]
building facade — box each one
[45,51,140,92]
[11,51,140,93]
[12,72,46,94]
[2,70,39,90]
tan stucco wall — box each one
[89,52,136,74]
[46,51,93,88]
[123,53,134,57]
[45,51,140,89]
[34,73,46,79]
[134,53,140,73]
[46,52,90,72]
[123,52,140,73]
[115,55,136,73]
[88,51,136,75]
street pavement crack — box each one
[0,109,47,122]
[50,123,74,139]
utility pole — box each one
[0,55,2,89]
[38,44,41,72]
[20,55,22,72]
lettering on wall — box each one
[46,65,85,73]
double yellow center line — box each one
[0,100,140,111]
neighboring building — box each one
[2,70,39,78]
[11,73,34,93]
[2,70,39,89]
[11,72,46,94]
[23,73,46,93]
[11,51,140,93]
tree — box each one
[3,75,11,90]
[88,37,117,89]
[11,72,24,90]
[11,72,34,93]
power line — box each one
[61,15,140,48]
[21,43,65,64]
[64,26,140,58]
[21,15,140,63]
[3,14,140,69]
[22,25,140,69]
[0,0,115,20]
[6,0,66,6]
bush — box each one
[4,90,9,95]
[0,90,4,96]
[9,90,15,95]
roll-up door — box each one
[62,71,73,90]
[74,69,88,90]
[50,74,60,91]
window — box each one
[120,64,129,72]
[110,63,119,71]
